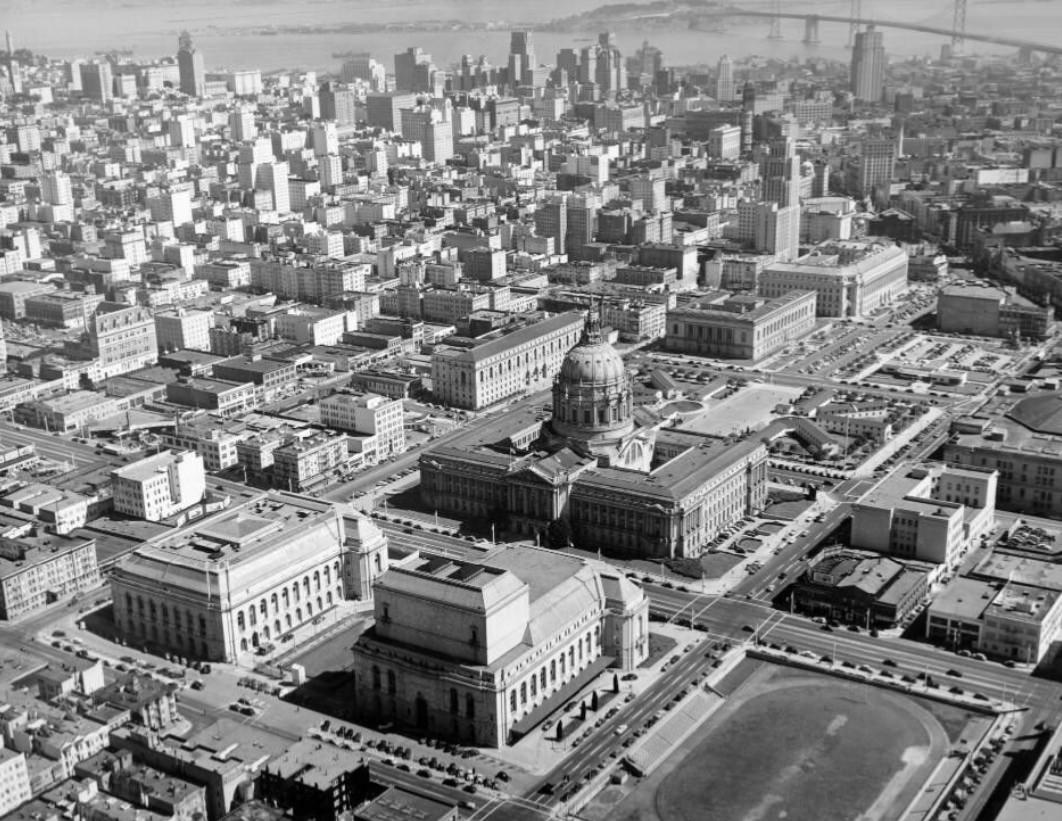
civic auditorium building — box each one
[419,311,769,558]
[350,546,648,747]
[109,492,389,662]
[757,240,908,318]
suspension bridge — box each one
[720,0,1061,57]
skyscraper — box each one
[41,171,73,206]
[741,82,755,155]
[760,139,802,208]
[229,107,256,142]
[508,31,536,88]
[715,54,734,102]
[850,26,885,102]
[845,138,896,202]
[394,47,437,93]
[319,82,358,125]
[594,32,625,96]
[177,31,206,97]
[79,61,113,103]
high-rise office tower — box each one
[578,45,598,87]
[845,138,896,200]
[594,32,625,96]
[741,82,755,155]
[394,47,438,93]
[229,107,256,142]
[169,115,196,148]
[79,61,112,103]
[340,54,386,90]
[556,49,580,86]
[715,54,734,102]
[749,201,800,261]
[508,30,536,88]
[760,139,802,208]
[632,41,663,81]
[259,161,289,213]
[319,82,357,125]
[311,122,339,157]
[177,31,206,97]
[319,154,342,191]
[850,26,885,102]
[535,196,568,255]
[41,171,73,206]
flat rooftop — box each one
[971,551,1062,592]
[929,577,997,622]
[356,785,456,821]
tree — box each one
[613,674,620,694]
[591,691,599,711]
[580,702,587,720]
[546,517,572,550]
[556,719,564,740]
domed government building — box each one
[420,309,769,559]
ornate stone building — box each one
[110,492,388,662]
[350,546,648,747]
[419,311,769,558]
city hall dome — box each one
[558,328,628,386]
[551,307,635,456]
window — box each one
[387,670,396,694]
[466,694,475,719]
[450,688,459,714]
[550,659,556,683]
[510,690,517,712]
[372,666,381,690]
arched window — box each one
[314,570,321,591]
[386,670,396,694]
[282,589,289,608]
[450,688,458,714]
[550,659,556,682]
[510,690,517,712]
[237,611,245,631]
[372,666,381,690]
[540,669,547,690]
[466,694,475,719]
[270,593,278,612]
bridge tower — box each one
[768,0,783,40]
[847,0,863,48]
[803,15,821,46]
[951,0,968,52]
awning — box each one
[508,655,614,742]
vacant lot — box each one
[610,666,950,821]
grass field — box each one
[607,666,950,821]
